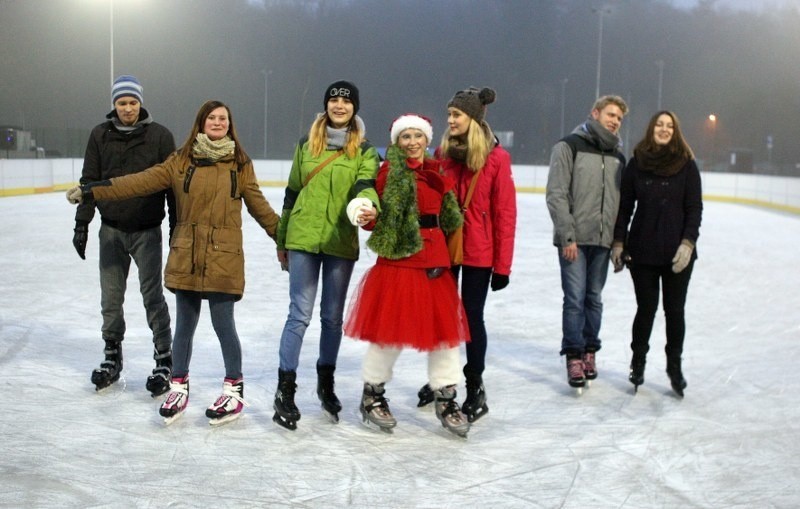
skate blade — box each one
[360,414,395,433]
[209,412,242,426]
[466,405,489,423]
[273,412,297,431]
[163,412,184,426]
[322,409,340,424]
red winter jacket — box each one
[437,144,516,275]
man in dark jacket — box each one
[546,94,628,392]
[73,75,176,396]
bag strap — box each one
[303,150,344,187]
[462,167,482,211]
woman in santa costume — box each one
[344,114,471,437]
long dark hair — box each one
[635,110,694,160]
[178,100,250,165]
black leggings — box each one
[629,260,694,360]
[452,265,492,375]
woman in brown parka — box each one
[67,100,280,426]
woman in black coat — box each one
[611,110,703,397]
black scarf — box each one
[634,147,688,177]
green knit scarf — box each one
[367,145,462,260]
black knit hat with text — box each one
[324,80,360,114]
[447,87,496,123]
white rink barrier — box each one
[1,158,798,214]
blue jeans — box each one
[98,224,171,351]
[278,250,355,372]
[172,290,241,380]
[558,245,610,355]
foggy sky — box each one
[1,0,799,171]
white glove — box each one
[610,244,625,273]
[671,242,694,273]
[346,197,373,226]
[66,186,83,204]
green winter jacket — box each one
[276,137,379,260]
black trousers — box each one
[629,260,694,360]
[451,265,492,375]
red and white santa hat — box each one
[390,114,433,145]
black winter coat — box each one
[613,157,703,266]
[75,108,176,232]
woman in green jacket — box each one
[273,81,379,430]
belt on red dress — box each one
[418,214,439,228]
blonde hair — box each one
[439,118,495,171]
[307,112,363,159]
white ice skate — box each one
[160,376,189,425]
[206,378,247,426]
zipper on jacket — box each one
[230,170,237,198]
[183,165,196,194]
[190,223,197,274]
[599,155,606,237]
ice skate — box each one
[91,338,122,391]
[146,346,172,398]
[462,368,488,423]
[206,378,247,426]
[667,357,687,398]
[629,356,646,393]
[434,385,470,438]
[417,383,434,407]
[316,364,342,423]
[273,369,301,431]
[360,383,396,433]
[582,350,598,385]
[566,355,586,394]
[160,376,189,425]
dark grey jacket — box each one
[546,125,625,248]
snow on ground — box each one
[1,188,798,508]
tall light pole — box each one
[708,114,717,170]
[261,69,272,158]
[656,60,665,110]
[560,78,569,137]
[593,6,611,99]
[109,0,115,88]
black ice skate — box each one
[91,338,122,391]
[462,368,488,423]
[566,354,586,394]
[360,383,396,433]
[316,364,342,423]
[667,357,687,398]
[417,383,434,407]
[629,355,646,393]
[146,346,172,397]
[273,369,301,430]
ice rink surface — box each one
[1,187,798,508]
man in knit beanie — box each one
[73,74,177,397]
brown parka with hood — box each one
[90,151,279,300]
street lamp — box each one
[593,6,611,99]
[261,69,272,159]
[707,114,717,170]
[109,0,114,89]
[656,60,664,110]
[560,78,568,137]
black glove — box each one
[73,221,88,260]
[490,273,509,292]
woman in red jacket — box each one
[419,87,517,423]
[344,114,470,437]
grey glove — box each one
[671,242,694,273]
